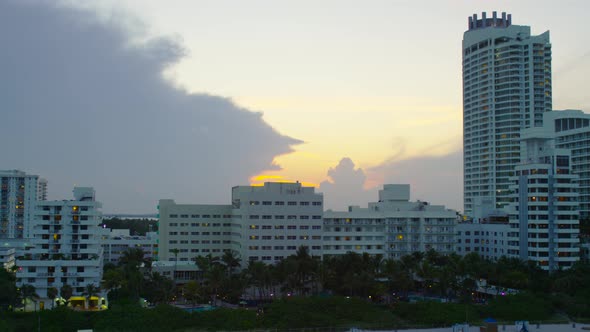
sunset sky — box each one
[2,0,589,212]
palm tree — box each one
[144,272,175,305]
[83,283,100,309]
[59,284,73,306]
[171,248,180,280]
[19,284,39,311]
[47,287,58,309]
[221,250,241,277]
[119,248,147,299]
[102,268,124,295]
[183,280,201,308]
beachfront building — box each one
[455,215,510,261]
[462,12,552,215]
[157,201,232,262]
[231,182,324,265]
[159,182,324,268]
[16,187,105,306]
[507,128,580,270]
[542,110,590,219]
[100,229,159,265]
[323,185,457,259]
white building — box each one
[463,12,552,215]
[158,182,324,267]
[0,247,16,270]
[157,201,232,262]
[100,229,158,265]
[542,110,590,219]
[507,128,580,270]
[231,182,324,265]
[456,216,510,261]
[16,187,104,300]
[323,185,457,259]
[0,170,47,238]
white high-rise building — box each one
[16,187,104,300]
[507,128,580,270]
[463,12,552,215]
[323,185,457,259]
[542,110,590,218]
[0,170,46,238]
[231,182,324,265]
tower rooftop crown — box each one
[468,11,511,31]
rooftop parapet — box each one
[468,11,511,31]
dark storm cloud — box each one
[0,1,300,212]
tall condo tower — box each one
[0,170,46,238]
[462,12,552,215]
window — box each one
[300,202,309,206]
[300,216,309,220]
[288,201,297,206]
[169,214,178,218]
[275,201,285,206]
[312,202,322,206]
[262,201,272,205]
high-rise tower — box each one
[0,170,45,238]
[463,12,552,216]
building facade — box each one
[507,128,580,270]
[543,110,590,219]
[158,182,324,267]
[463,12,552,215]
[100,230,159,265]
[16,187,104,299]
[157,201,232,262]
[0,170,47,238]
[231,182,324,265]
[323,185,457,259]
[456,218,509,261]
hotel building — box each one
[323,185,457,259]
[463,12,552,215]
[507,128,580,270]
[16,187,104,299]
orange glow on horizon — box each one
[249,175,318,188]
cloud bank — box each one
[320,152,463,213]
[319,158,376,211]
[368,151,463,211]
[0,1,300,213]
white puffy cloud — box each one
[319,158,376,211]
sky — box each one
[2,0,589,213]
